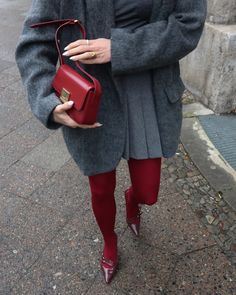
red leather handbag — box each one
[30,19,102,125]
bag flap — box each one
[52,64,95,111]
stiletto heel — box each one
[125,188,142,237]
[100,255,118,284]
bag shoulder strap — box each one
[30,19,101,94]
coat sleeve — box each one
[15,0,63,129]
[110,0,207,75]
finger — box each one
[77,122,103,129]
[70,52,98,61]
[65,120,102,129]
[64,40,82,50]
[64,39,92,51]
[66,117,81,128]
[63,45,89,57]
[58,101,74,112]
[54,111,78,127]
[59,111,102,129]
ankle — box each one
[103,233,118,262]
[125,188,140,219]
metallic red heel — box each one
[100,255,118,284]
[125,188,142,237]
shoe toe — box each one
[100,256,118,284]
[129,223,140,236]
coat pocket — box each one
[164,76,186,104]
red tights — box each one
[88,158,162,262]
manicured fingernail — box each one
[96,123,103,127]
[69,56,76,60]
[62,51,68,56]
[68,101,74,105]
[64,46,69,50]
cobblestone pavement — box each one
[163,144,236,268]
[0,0,236,294]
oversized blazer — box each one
[15,0,207,176]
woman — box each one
[15,0,207,284]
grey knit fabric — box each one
[15,0,207,176]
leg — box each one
[127,157,162,206]
[88,169,117,262]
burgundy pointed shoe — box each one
[100,255,118,284]
[125,188,142,237]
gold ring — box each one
[89,51,97,58]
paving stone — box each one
[0,192,28,228]
[0,66,21,90]
[0,76,33,138]
[1,199,67,265]
[1,63,22,79]
[206,214,215,224]
[0,87,31,125]
[10,212,102,295]
[21,130,71,172]
[139,192,216,255]
[0,116,52,170]
[87,288,128,295]
[0,0,29,25]
[0,58,14,72]
[0,79,26,104]
[0,104,32,139]
[0,153,16,173]
[0,98,32,138]
[0,25,23,62]
[165,246,236,294]
[28,159,89,214]
[0,160,53,197]
[164,144,236,267]
[0,196,67,292]
[0,125,10,140]
[228,211,236,220]
[15,116,53,141]
[88,229,176,294]
[0,241,26,295]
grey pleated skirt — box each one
[121,70,163,160]
[115,0,162,160]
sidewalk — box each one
[181,91,236,211]
[0,0,235,294]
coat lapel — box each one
[84,0,115,39]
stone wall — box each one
[180,0,236,113]
[207,0,236,24]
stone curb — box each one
[181,116,236,211]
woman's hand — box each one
[62,38,111,64]
[52,101,102,129]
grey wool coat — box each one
[15,0,207,176]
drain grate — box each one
[198,114,236,171]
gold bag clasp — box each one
[60,88,70,103]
